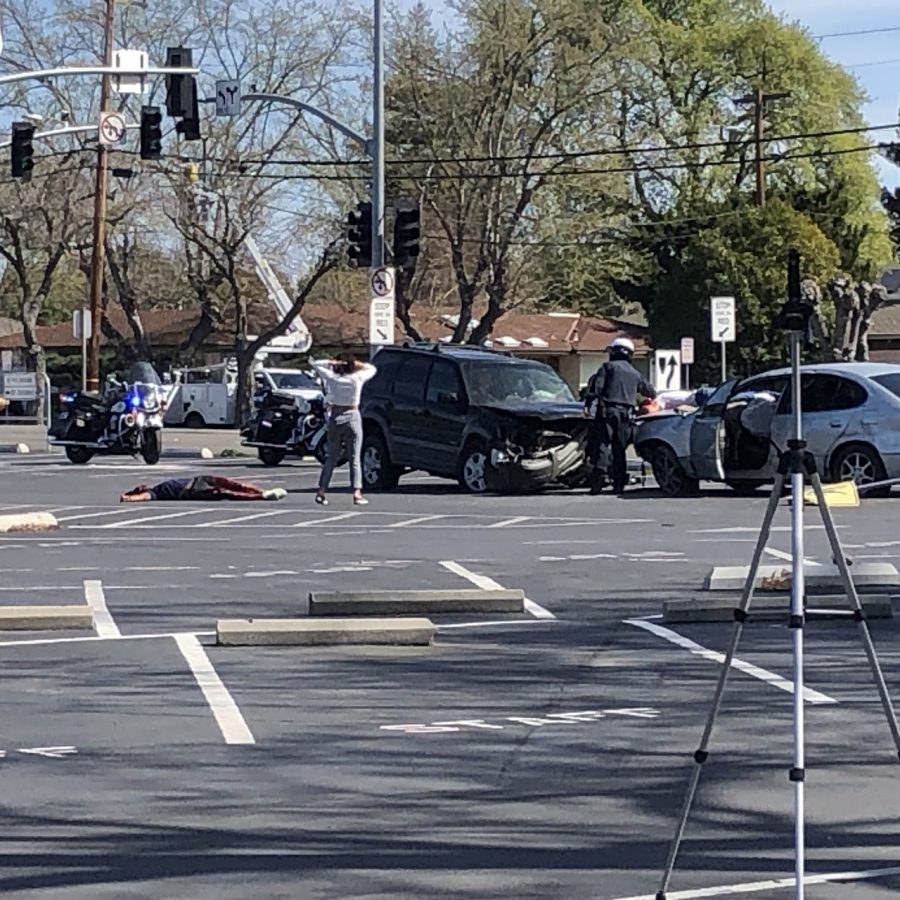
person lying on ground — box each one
[120,475,287,503]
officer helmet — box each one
[609,337,635,358]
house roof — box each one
[0,302,650,355]
[0,316,20,340]
[870,301,900,339]
[0,307,203,350]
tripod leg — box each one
[657,473,785,900]
[808,473,900,758]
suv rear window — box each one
[466,362,574,405]
[873,373,900,399]
[392,355,432,402]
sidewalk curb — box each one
[0,512,60,533]
[0,443,30,454]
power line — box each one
[815,25,900,39]
[207,140,892,182]
[845,57,900,69]
[226,122,900,169]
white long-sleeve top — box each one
[311,360,377,407]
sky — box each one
[766,0,900,188]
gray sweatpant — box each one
[318,409,363,491]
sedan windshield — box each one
[467,363,575,405]
[872,373,900,400]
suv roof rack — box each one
[398,341,514,358]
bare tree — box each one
[0,159,94,418]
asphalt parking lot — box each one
[0,452,899,899]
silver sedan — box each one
[634,362,900,497]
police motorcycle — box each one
[240,387,335,467]
[49,362,167,465]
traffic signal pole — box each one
[371,0,385,270]
[86,0,116,392]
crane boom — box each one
[242,233,312,353]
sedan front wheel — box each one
[650,445,699,497]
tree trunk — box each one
[21,314,46,425]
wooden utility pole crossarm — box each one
[86,0,116,392]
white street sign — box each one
[1,372,38,401]
[653,349,682,392]
[369,298,395,346]
[98,112,127,146]
[680,336,695,366]
[370,266,395,300]
[215,79,242,117]
[73,308,92,339]
[711,295,736,343]
[112,48,148,94]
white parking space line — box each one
[625,619,836,705]
[439,560,556,620]
[764,547,822,567]
[208,509,299,527]
[173,634,255,746]
[83,580,121,638]
[0,630,215,649]
[489,516,531,528]
[292,512,361,527]
[56,508,144,523]
[606,864,900,900]
[437,619,554,630]
[390,515,446,528]
[96,508,219,528]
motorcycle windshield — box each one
[127,362,162,385]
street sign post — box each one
[215,80,241,117]
[369,266,396,349]
[710,295,736,383]
[680,337,695,389]
[73,309,92,390]
[653,349,682,392]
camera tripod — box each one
[656,328,900,900]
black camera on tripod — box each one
[774,249,815,333]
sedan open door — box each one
[688,380,736,481]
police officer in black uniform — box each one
[584,337,656,494]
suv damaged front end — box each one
[479,406,589,490]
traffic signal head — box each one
[10,122,35,181]
[165,47,194,118]
[393,205,421,270]
[139,106,163,160]
[347,201,373,268]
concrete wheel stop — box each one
[0,605,94,630]
[217,617,436,647]
[662,563,899,624]
[0,512,60,533]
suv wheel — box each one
[362,431,400,490]
[459,441,493,493]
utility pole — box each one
[371,0,385,270]
[86,0,116,391]
[735,86,790,207]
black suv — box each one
[360,344,589,492]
